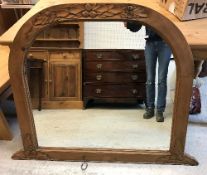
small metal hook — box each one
[81,156,88,172]
[81,161,88,171]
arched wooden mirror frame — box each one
[9,3,198,165]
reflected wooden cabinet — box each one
[83,49,146,107]
[27,22,83,109]
[49,52,81,101]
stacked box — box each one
[159,0,207,20]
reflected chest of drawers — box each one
[83,49,146,107]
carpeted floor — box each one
[33,105,172,150]
[0,77,207,175]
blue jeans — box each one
[145,40,172,112]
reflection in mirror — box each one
[26,21,175,150]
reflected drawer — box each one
[49,50,81,60]
[27,50,48,61]
[84,72,146,83]
[84,83,146,98]
[84,60,146,72]
[84,50,144,61]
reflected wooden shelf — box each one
[0,4,33,9]
[35,39,80,41]
[30,47,82,50]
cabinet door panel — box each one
[53,65,70,97]
[50,62,80,100]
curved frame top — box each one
[9,3,197,165]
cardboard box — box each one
[159,0,207,21]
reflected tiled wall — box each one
[84,22,146,49]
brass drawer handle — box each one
[96,63,102,69]
[28,53,33,58]
[131,75,138,80]
[131,54,140,60]
[132,89,138,94]
[96,53,103,59]
[132,64,138,69]
[63,54,67,59]
[96,75,102,81]
[96,88,102,94]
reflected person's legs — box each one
[143,41,157,119]
[157,41,171,115]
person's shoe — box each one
[143,108,154,119]
[156,111,164,122]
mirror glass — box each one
[26,21,175,150]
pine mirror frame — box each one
[9,3,198,165]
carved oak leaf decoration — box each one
[83,4,123,18]
[134,7,148,18]
[122,5,148,19]
[85,3,97,11]
[22,23,46,50]
[80,4,104,18]
[34,11,58,26]
[12,150,50,160]
[56,9,74,18]
[98,5,123,18]
[157,154,197,165]
[23,133,36,151]
[64,8,81,16]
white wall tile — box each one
[84,22,146,49]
